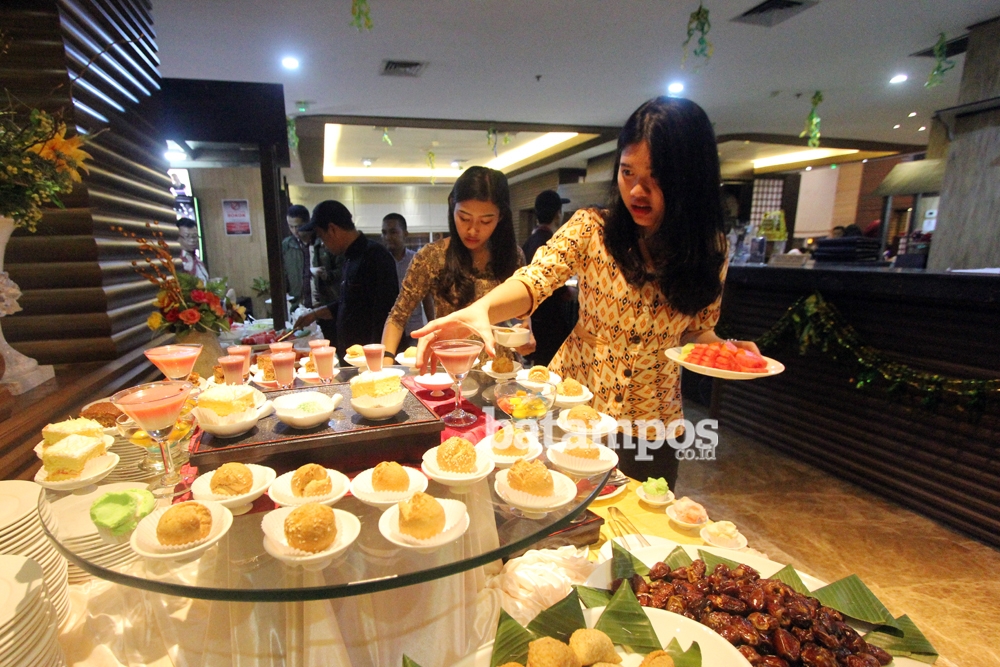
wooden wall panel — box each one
[509,172,559,246]
[1,0,173,364]
[830,161,863,229]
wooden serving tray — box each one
[189,383,444,469]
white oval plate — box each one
[34,452,120,491]
[350,465,428,510]
[193,402,273,438]
[481,360,522,380]
[413,373,454,393]
[556,409,619,437]
[666,503,709,531]
[421,446,495,490]
[665,347,785,380]
[547,439,619,476]
[473,429,542,468]
[343,354,367,368]
[700,525,749,550]
[130,500,233,562]
[635,485,675,507]
[273,392,340,429]
[261,507,360,570]
[268,468,350,507]
[493,468,577,517]
[553,385,594,408]
[515,368,562,388]
[191,464,276,515]
[378,498,469,553]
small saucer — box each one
[635,486,675,507]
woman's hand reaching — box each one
[412,302,495,373]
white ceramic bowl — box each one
[553,385,595,408]
[666,503,710,531]
[635,485,675,507]
[191,463,277,515]
[700,524,749,550]
[474,427,543,468]
[414,373,454,394]
[395,352,418,368]
[343,354,367,368]
[350,388,407,421]
[273,392,340,429]
[34,452,120,491]
[556,408,619,437]
[377,498,469,553]
[421,446,495,492]
[130,500,233,562]
[268,468,350,507]
[493,468,577,519]
[349,465,428,509]
[193,401,273,438]
[547,439,619,476]
[515,368,562,389]
[492,326,530,347]
[261,506,360,570]
[482,360,522,380]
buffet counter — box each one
[715,264,1000,548]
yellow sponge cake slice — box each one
[350,370,402,398]
[197,385,258,417]
[42,434,107,481]
[41,417,105,446]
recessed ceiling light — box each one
[908,112,917,117]
[893,124,901,129]
[485,132,579,170]
[450,160,461,169]
[862,159,868,163]
[164,150,187,162]
[282,56,300,70]
[667,82,684,95]
[918,126,926,131]
[362,158,374,167]
[805,166,812,171]
[890,74,907,84]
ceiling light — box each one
[893,124,901,129]
[805,166,812,171]
[450,160,462,168]
[485,132,578,170]
[918,126,926,132]
[282,56,300,70]
[752,148,858,169]
[890,74,907,84]
[362,158,373,167]
[862,159,868,163]
[164,150,187,162]
[908,112,917,117]
[667,82,684,95]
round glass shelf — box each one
[38,367,613,602]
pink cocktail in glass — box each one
[430,339,484,427]
[363,344,385,373]
[112,381,194,496]
[308,339,330,350]
[314,346,336,384]
[144,344,203,380]
[218,355,245,385]
[269,342,294,353]
[272,351,296,389]
[227,345,252,376]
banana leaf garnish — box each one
[593,578,662,654]
[574,584,613,609]
[663,545,694,570]
[769,564,810,595]
[612,541,650,579]
[401,656,423,667]
[664,637,703,667]
[865,614,939,664]
[489,609,536,667]
[527,589,586,643]
[812,574,900,629]
[697,549,742,573]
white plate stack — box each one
[0,555,66,666]
[102,437,157,483]
[0,481,70,627]
[49,483,144,584]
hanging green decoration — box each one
[350,0,373,31]
[925,33,955,88]
[681,3,713,69]
[426,150,436,184]
[381,127,392,146]
[503,132,511,145]
[799,91,823,148]
[286,117,299,152]
[487,128,499,156]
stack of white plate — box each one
[102,437,158,483]
[0,555,66,666]
[0,481,69,626]
[49,483,143,584]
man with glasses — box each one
[176,217,209,284]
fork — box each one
[609,507,651,548]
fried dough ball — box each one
[527,636,582,667]
[569,629,621,665]
[638,651,675,667]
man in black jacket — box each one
[293,200,399,362]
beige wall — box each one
[188,168,270,311]
[830,162,863,230]
[288,184,452,233]
[793,167,839,238]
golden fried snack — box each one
[291,463,332,497]
[284,503,337,553]
[569,628,621,665]
[557,378,584,396]
[436,436,477,473]
[156,502,212,546]
[210,462,253,496]
[638,651,674,667]
[371,461,409,492]
[507,459,554,497]
[398,492,446,539]
[527,365,550,382]
[526,636,581,667]
[567,405,601,427]
[492,355,513,374]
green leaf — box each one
[593,579,661,655]
[574,585,613,609]
[864,614,938,663]
[401,656,423,667]
[697,549,742,574]
[612,541,650,579]
[490,609,536,667]
[770,564,811,595]
[663,546,694,570]
[811,575,899,629]
[664,637,703,667]
[527,589,587,644]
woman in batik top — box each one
[382,166,531,366]
[414,98,759,488]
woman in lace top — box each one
[382,167,531,365]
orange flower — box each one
[27,124,92,182]
[178,308,201,326]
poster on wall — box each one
[223,199,251,235]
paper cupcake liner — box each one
[268,469,346,506]
[548,443,618,473]
[421,447,492,480]
[95,525,135,545]
[136,502,219,552]
[393,498,467,546]
[496,471,576,509]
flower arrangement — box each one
[0,108,92,232]
[116,222,246,334]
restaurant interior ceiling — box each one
[154,0,999,184]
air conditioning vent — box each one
[732,0,818,27]
[380,60,426,77]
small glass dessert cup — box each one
[362,344,386,373]
[430,339,485,427]
[269,342,294,353]
[494,379,556,422]
[313,346,338,385]
[272,351,297,390]
[227,345,252,377]
[144,344,202,380]
[218,355,245,385]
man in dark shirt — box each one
[522,190,568,263]
[292,200,399,362]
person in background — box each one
[381,166,533,366]
[414,97,760,490]
[176,217,209,285]
[292,201,399,360]
[842,223,863,237]
[382,213,435,350]
[830,225,846,238]
[284,205,343,309]
[522,190,576,366]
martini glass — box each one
[112,381,195,497]
[144,344,203,380]
[430,339,484,427]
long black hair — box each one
[436,166,520,308]
[604,97,726,316]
